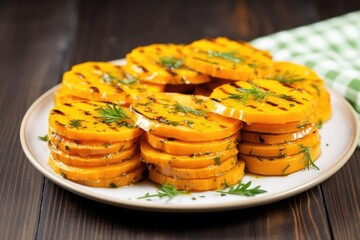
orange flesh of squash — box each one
[148,161,245,191]
[140,138,238,169]
[207,79,315,124]
[130,93,242,142]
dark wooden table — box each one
[1,0,359,239]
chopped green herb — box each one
[298,144,319,170]
[174,102,207,116]
[316,119,323,129]
[160,57,183,69]
[278,94,296,101]
[218,181,267,197]
[60,172,68,179]
[208,50,243,63]
[311,84,321,97]
[69,119,83,129]
[102,74,137,85]
[103,143,111,148]
[228,81,272,105]
[137,184,188,201]
[214,157,221,165]
[109,183,118,188]
[97,103,129,123]
[37,134,48,142]
[297,120,311,129]
[65,145,70,151]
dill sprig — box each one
[218,181,267,197]
[228,81,273,104]
[37,134,48,142]
[160,57,183,69]
[207,50,243,63]
[174,102,207,116]
[267,71,305,84]
[137,184,188,201]
[97,103,129,123]
[298,144,319,170]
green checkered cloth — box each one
[251,10,360,146]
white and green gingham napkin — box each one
[251,11,360,145]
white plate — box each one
[20,78,359,212]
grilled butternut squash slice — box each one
[141,138,238,169]
[148,161,245,191]
[49,143,138,167]
[48,153,142,180]
[241,126,316,144]
[48,132,139,157]
[62,62,164,105]
[207,79,315,124]
[238,128,320,157]
[48,101,144,142]
[184,37,273,81]
[257,61,332,123]
[130,93,242,141]
[243,117,315,134]
[241,142,321,176]
[145,132,239,155]
[152,155,237,179]
[54,86,85,105]
[125,44,210,85]
[73,166,144,188]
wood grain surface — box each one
[1,0,359,239]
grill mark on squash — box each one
[52,109,65,115]
[265,101,278,107]
[278,107,289,111]
[75,72,85,79]
[90,86,100,93]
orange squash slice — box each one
[62,62,164,105]
[184,37,273,81]
[124,44,210,85]
[207,79,315,124]
[130,93,242,141]
[48,101,144,142]
[238,128,320,157]
[241,126,316,144]
[48,153,142,181]
[241,142,321,176]
[145,132,239,155]
[48,132,139,157]
[153,155,237,179]
[148,161,245,191]
[49,143,138,167]
[141,138,238,169]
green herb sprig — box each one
[137,184,188,201]
[175,102,207,117]
[97,103,129,123]
[298,144,319,170]
[228,81,272,104]
[102,74,137,85]
[160,57,183,69]
[37,134,48,142]
[267,72,305,84]
[208,50,243,63]
[218,181,267,197]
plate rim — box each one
[20,84,359,212]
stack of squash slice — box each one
[207,79,321,175]
[47,101,145,188]
[130,93,245,191]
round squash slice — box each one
[145,132,239,155]
[130,93,242,142]
[148,161,245,191]
[48,153,142,180]
[125,44,210,85]
[207,79,315,124]
[48,101,144,142]
[141,138,238,169]
[62,62,164,105]
[257,61,332,123]
[184,37,273,81]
